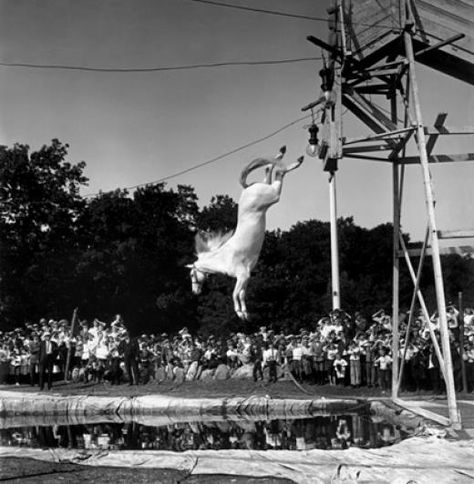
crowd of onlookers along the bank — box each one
[0,307,473,392]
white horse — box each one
[186,146,304,319]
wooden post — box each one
[396,227,430,394]
[329,171,340,310]
[459,292,468,392]
[327,2,342,311]
[399,234,447,382]
[404,30,460,428]
[391,85,400,399]
[64,307,78,382]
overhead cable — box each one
[83,113,314,198]
[186,0,398,29]
[0,56,322,73]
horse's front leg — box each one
[238,277,250,320]
[233,273,249,320]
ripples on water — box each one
[0,412,412,451]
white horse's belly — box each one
[230,214,266,265]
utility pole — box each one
[329,171,340,309]
[302,1,342,311]
[322,1,343,311]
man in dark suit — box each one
[29,333,41,386]
[118,332,140,385]
[38,332,58,390]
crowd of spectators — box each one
[0,307,473,393]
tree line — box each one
[1,140,473,335]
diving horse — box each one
[187,146,304,320]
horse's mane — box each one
[195,230,234,254]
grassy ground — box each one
[4,377,470,401]
[0,458,293,484]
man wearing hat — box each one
[38,332,58,390]
[29,333,41,386]
[118,332,140,385]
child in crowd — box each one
[333,352,348,386]
[374,348,392,392]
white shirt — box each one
[376,355,392,370]
[292,346,303,361]
[263,348,278,365]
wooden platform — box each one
[343,0,474,83]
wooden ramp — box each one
[394,397,474,434]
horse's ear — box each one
[185,264,193,268]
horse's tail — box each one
[239,146,286,188]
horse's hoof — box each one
[297,155,304,164]
[279,146,287,154]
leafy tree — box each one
[196,194,237,233]
[75,184,199,335]
[0,140,87,327]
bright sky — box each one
[0,0,472,241]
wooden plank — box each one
[393,398,450,427]
[426,113,447,156]
[401,153,474,164]
[342,89,398,138]
[301,95,326,113]
[344,153,390,162]
[397,246,474,258]
[415,33,466,58]
[343,127,414,145]
[425,126,474,135]
[307,35,340,57]
[353,83,390,94]
[438,230,474,239]
[343,144,390,154]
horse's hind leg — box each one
[271,155,304,195]
[263,147,286,184]
[278,155,304,179]
[263,164,275,184]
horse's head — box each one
[185,263,207,295]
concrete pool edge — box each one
[0,390,369,419]
[0,390,443,433]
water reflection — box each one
[0,413,410,451]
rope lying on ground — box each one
[283,364,314,396]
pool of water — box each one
[0,411,412,451]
